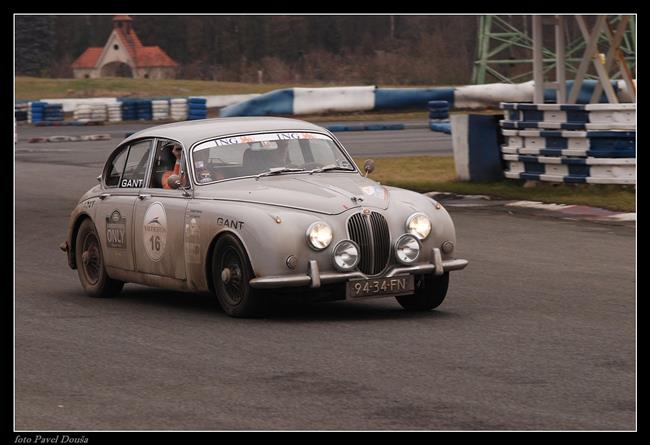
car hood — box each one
[196,173,390,215]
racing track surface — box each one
[14,124,635,430]
[15,119,453,161]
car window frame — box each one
[102,138,156,191]
[188,130,359,187]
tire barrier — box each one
[428,100,451,134]
[119,99,153,121]
[499,102,636,185]
[43,103,64,122]
[29,101,46,124]
[170,98,188,121]
[187,97,208,120]
[152,99,170,121]
[28,133,112,143]
[108,104,122,123]
[73,103,109,123]
[136,100,152,121]
[15,102,29,122]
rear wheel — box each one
[396,273,449,311]
[212,234,268,318]
[75,219,124,298]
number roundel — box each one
[143,202,168,262]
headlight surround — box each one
[332,240,360,271]
[395,234,421,264]
[406,212,432,240]
[306,221,333,251]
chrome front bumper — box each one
[249,248,468,289]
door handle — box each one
[99,193,111,200]
[138,194,151,200]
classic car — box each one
[61,117,468,317]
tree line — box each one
[16,15,480,85]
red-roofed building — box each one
[71,15,178,79]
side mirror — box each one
[363,159,375,177]
[167,174,182,189]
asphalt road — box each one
[14,126,635,431]
[15,120,453,161]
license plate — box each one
[346,275,414,299]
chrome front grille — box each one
[347,211,391,275]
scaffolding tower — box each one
[472,15,636,103]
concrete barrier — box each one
[450,114,504,181]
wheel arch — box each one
[69,212,93,269]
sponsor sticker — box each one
[185,215,202,264]
[143,202,168,262]
[106,210,126,249]
[121,178,144,188]
[216,217,244,230]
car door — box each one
[96,139,154,272]
[132,139,190,280]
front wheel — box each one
[75,219,124,298]
[211,234,268,318]
[396,273,449,311]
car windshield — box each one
[191,132,356,184]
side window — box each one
[149,140,188,189]
[104,146,129,187]
[119,140,153,188]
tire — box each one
[396,272,449,311]
[211,233,268,318]
[75,219,124,298]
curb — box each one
[425,192,635,223]
[28,134,112,143]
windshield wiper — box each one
[255,167,305,179]
[308,164,355,174]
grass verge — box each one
[353,156,636,213]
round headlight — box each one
[332,240,360,271]
[395,234,421,264]
[306,221,333,251]
[406,212,432,240]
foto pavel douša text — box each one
[15,435,88,444]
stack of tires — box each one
[121,99,138,121]
[73,104,93,123]
[187,97,208,120]
[170,98,188,121]
[29,101,46,124]
[136,100,153,121]
[152,99,170,121]
[15,102,29,122]
[108,103,122,123]
[90,103,108,123]
[427,100,451,134]
[499,102,636,185]
[428,100,450,121]
[44,103,64,123]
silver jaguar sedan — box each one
[61,117,468,317]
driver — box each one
[162,142,185,189]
